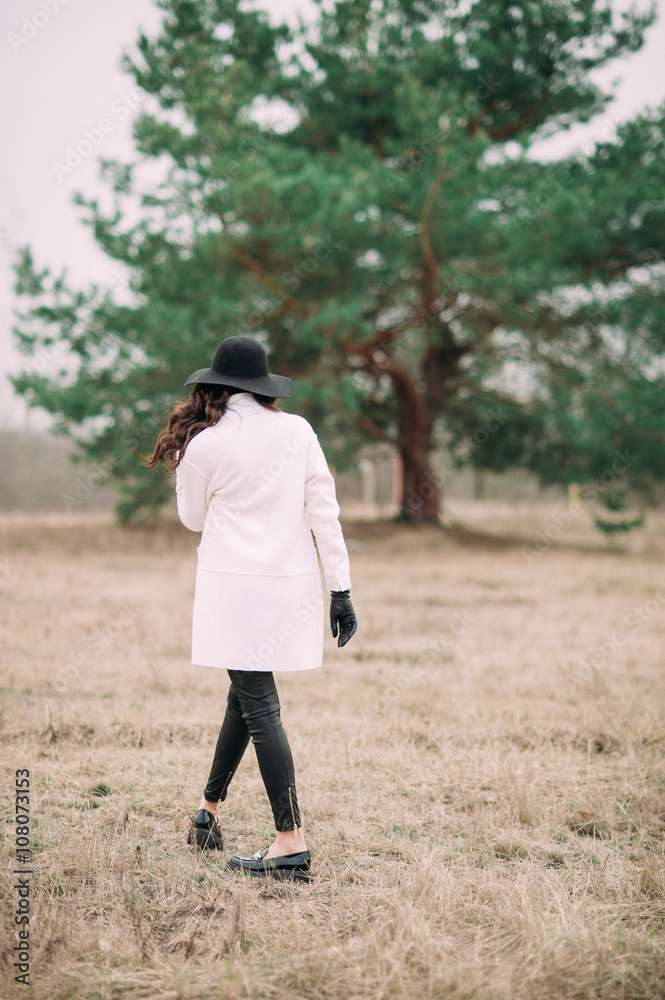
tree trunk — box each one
[342,324,465,526]
[395,333,465,524]
[397,439,440,523]
[394,344,441,524]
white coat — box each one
[175,391,352,672]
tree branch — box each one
[339,328,395,358]
[356,412,398,445]
[366,82,386,160]
[419,154,446,313]
[467,97,549,142]
[347,349,424,450]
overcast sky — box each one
[1,0,663,430]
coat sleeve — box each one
[304,431,352,592]
[175,455,211,532]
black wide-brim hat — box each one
[184,336,295,398]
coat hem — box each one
[190,659,323,672]
[194,568,322,578]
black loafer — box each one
[186,808,224,850]
[226,845,311,882]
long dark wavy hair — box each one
[142,383,279,477]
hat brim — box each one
[183,368,296,398]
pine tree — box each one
[11,0,663,523]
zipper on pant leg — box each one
[288,786,297,829]
[219,770,233,801]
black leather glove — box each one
[330,590,357,648]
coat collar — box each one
[225,391,260,410]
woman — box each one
[144,335,357,882]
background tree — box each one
[11,0,664,524]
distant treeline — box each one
[0,430,116,513]
[0,428,622,515]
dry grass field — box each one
[1,500,664,1000]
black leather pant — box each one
[202,670,301,831]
